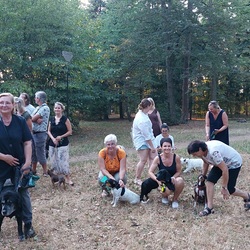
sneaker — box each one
[161,197,169,204]
[172,201,179,209]
[43,173,49,177]
[134,179,142,186]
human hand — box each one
[171,176,176,184]
[151,148,156,153]
[36,118,43,124]
[214,129,219,135]
[221,187,230,200]
[21,165,31,175]
[119,179,125,187]
[4,155,19,166]
[56,136,62,141]
[53,138,59,146]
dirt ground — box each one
[0,120,250,250]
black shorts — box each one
[207,166,241,194]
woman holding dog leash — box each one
[0,92,36,239]
[205,100,229,145]
[47,102,74,186]
[148,137,184,208]
[98,134,127,197]
[187,140,250,216]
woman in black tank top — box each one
[148,137,184,208]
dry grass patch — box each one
[0,119,250,249]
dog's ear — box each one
[202,174,207,180]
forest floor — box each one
[0,119,250,250]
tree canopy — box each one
[0,0,249,124]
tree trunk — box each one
[181,0,192,123]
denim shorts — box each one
[138,144,150,150]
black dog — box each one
[140,169,175,203]
[0,187,25,241]
[192,174,207,208]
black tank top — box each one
[158,154,176,177]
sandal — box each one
[199,207,214,217]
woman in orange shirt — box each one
[98,134,127,197]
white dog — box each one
[106,179,140,207]
[181,157,203,173]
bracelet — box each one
[222,186,227,190]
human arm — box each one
[26,118,33,132]
[171,154,182,184]
[118,156,126,188]
[156,111,162,127]
[0,153,19,166]
[205,111,210,141]
[148,156,161,185]
[146,139,156,153]
[31,113,41,123]
[202,161,210,177]
[21,140,32,174]
[217,161,230,199]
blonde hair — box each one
[208,100,220,109]
[0,93,15,114]
[104,134,117,144]
[147,97,155,109]
[14,97,26,114]
[55,102,65,111]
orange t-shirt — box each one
[99,148,126,175]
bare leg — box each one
[231,188,249,200]
[206,181,215,208]
[32,163,37,174]
[172,177,184,201]
[148,150,157,168]
[136,149,149,180]
[41,163,48,175]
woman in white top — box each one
[155,123,175,152]
[132,98,157,185]
[187,140,250,216]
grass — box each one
[0,119,250,250]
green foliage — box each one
[0,0,250,123]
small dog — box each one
[47,169,66,190]
[193,174,207,208]
[106,179,140,207]
[181,157,203,173]
[0,187,25,241]
[140,169,175,203]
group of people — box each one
[0,91,73,239]
[98,98,250,216]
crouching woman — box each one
[98,134,127,197]
[147,137,184,208]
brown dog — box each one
[193,174,207,209]
[47,169,66,190]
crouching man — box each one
[187,140,250,216]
